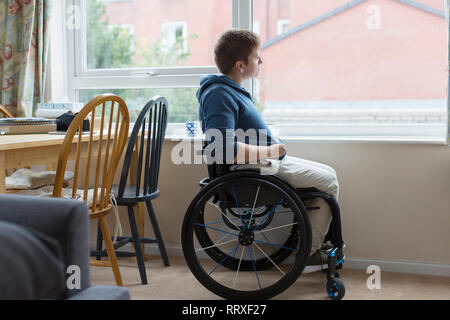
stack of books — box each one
[36,101,84,119]
[0,118,57,135]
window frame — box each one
[277,19,291,35]
[161,21,188,54]
[58,0,447,141]
[64,0,252,100]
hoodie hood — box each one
[196,74,251,102]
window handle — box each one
[130,71,160,76]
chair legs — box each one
[98,216,123,286]
[145,201,170,267]
[126,202,169,284]
[127,205,148,285]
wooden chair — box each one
[0,104,13,118]
[52,94,130,286]
[94,96,169,285]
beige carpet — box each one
[90,255,450,300]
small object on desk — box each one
[185,121,199,137]
[36,101,84,119]
[56,112,90,132]
[48,130,94,135]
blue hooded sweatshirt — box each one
[197,74,283,163]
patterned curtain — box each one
[0,0,51,117]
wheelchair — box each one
[181,160,346,300]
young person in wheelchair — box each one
[182,29,345,300]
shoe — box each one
[303,249,328,273]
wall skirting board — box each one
[91,242,450,278]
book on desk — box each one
[0,118,57,135]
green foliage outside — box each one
[82,0,199,123]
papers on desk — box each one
[0,118,57,134]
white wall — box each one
[93,140,450,274]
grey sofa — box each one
[0,194,130,300]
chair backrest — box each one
[117,96,168,198]
[0,104,13,118]
[199,141,230,180]
[53,94,130,213]
[207,163,230,180]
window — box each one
[252,0,447,139]
[253,20,260,35]
[64,0,237,123]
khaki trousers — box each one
[235,155,339,255]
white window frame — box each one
[277,19,291,35]
[161,21,188,54]
[107,24,135,51]
[60,0,253,99]
[63,0,254,101]
[253,20,260,35]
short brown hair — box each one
[214,29,261,74]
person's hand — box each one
[269,144,287,159]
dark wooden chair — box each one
[95,96,169,285]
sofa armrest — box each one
[0,195,91,298]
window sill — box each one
[163,123,447,145]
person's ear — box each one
[234,61,245,74]
[235,61,245,74]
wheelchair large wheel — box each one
[182,175,310,300]
[195,202,299,271]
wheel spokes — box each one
[247,186,260,229]
[231,186,246,229]
[195,236,238,253]
[248,246,262,289]
[195,223,239,237]
[253,242,286,276]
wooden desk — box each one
[0,132,147,257]
[0,133,106,192]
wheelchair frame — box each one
[181,162,346,300]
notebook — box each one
[0,118,57,134]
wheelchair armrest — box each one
[199,178,211,188]
[296,187,320,193]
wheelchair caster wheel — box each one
[326,277,345,300]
